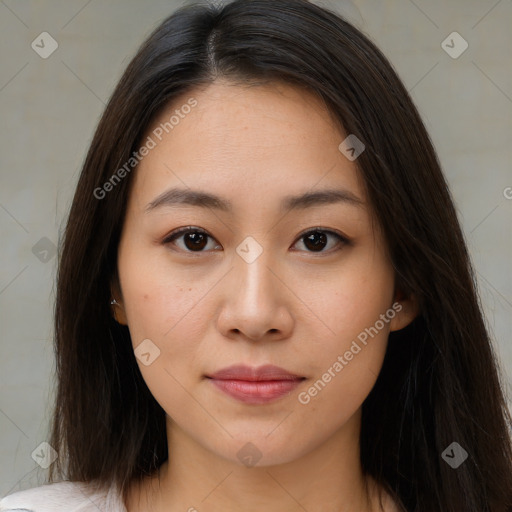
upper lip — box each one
[207,364,304,381]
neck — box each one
[126,410,393,512]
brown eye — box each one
[163,227,220,252]
[303,231,328,251]
[292,229,348,253]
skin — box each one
[113,80,418,512]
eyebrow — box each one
[145,187,364,214]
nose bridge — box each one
[232,236,278,307]
[213,233,295,341]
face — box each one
[114,80,416,467]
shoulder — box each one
[0,481,122,512]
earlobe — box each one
[110,279,128,326]
[389,292,420,332]
[110,297,128,325]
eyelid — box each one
[162,225,209,243]
[162,226,220,249]
[295,226,350,244]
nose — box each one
[216,247,294,342]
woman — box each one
[2,0,511,511]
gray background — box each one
[1,0,511,497]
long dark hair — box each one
[48,0,512,510]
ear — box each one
[389,288,420,332]
[110,276,128,326]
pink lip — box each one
[206,364,305,405]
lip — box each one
[206,364,305,405]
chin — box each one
[215,434,310,469]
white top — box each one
[0,481,127,512]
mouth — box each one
[205,364,306,405]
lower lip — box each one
[209,378,303,404]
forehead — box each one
[130,80,366,213]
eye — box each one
[163,226,221,253]
[291,228,349,253]
[163,226,349,254]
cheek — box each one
[119,258,214,416]
[119,246,215,344]
[297,257,394,410]
[118,248,224,401]
[306,253,394,345]
[297,319,390,424]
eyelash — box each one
[162,226,350,255]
